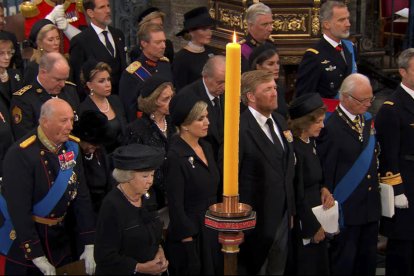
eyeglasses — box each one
[346,93,375,104]
[0,50,15,57]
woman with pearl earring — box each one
[125,75,175,212]
[79,59,127,154]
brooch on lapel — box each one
[283,130,293,143]
[370,120,376,135]
[14,74,20,82]
[321,59,330,64]
[325,65,336,71]
[188,156,195,168]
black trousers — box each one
[329,221,379,275]
[385,239,414,275]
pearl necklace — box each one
[152,115,167,134]
[91,95,110,113]
[186,41,205,53]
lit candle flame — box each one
[233,31,237,43]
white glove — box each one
[45,5,65,24]
[55,17,68,31]
[80,244,96,275]
[395,194,409,209]
[62,24,81,40]
[32,256,56,275]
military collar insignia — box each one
[321,60,330,64]
[145,59,157,67]
[325,65,336,71]
[36,88,43,93]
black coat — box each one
[178,79,223,161]
[296,37,355,98]
[69,25,127,99]
[119,53,172,122]
[126,114,176,209]
[165,136,221,275]
[2,131,95,267]
[238,109,295,274]
[316,107,381,225]
[0,68,23,109]
[376,86,414,239]
[79,95,127,153]
[10,80,80,139]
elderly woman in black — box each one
[94,144,168,275]
[288,93,335,275]
[126,76,175,211]
[80,59,127,153]
[165,92,221,275]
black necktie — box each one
[102,30,114,56]
[213,97,221,117]
[266,118,283,149]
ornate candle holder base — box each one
[205,196,256,275]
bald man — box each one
[1,98,96,275]
[10,52,80,139]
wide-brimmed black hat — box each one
[169,90,204,127]
[112,144,165,171]
[72,110,110,145]
[29,19,54,48]
[141,76,170,98]
[289,93,324,120]
[176,6,215,37]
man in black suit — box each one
[316,73,381,275]
[238,70,295,275]
[375,48,414,275]
[69,0,126,99]
[296,1,356,99]
[178,55,225,161]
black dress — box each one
[126,114,176,210]
[95,188,164,275]
[291,137,330,275]
[173,46,217,92]
[165,136,222,275]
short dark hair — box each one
[83,0,96,12]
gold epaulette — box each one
[126,61,141,74]
[13,85,32,96]
[238,39,246,45]
[306,48,319,54]
[65,81,77,86]
[20,135,37,148]
[69,134,80,143]
[380,172,402,185]
[159,56,170,63]
[20,1,40,18]
[383,101,394,106]
[75,0,84,13]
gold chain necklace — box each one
[337,109,364,142]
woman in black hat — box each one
[0,32,23,180]
[79,59,127,153]
[24,19,60,84]
[249,43,288,118]
[173,6,219,91]
[165,93,222,275]
[288,93,335,275]
[130,7,175,63]
[72,110,115,214]
[94,144,169,275]
[126,75,175,211]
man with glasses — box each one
[316,73,381,275]
[296,1,357,108]
[10,52,79,139]
[240,2,275,72]
[375,48,414,275]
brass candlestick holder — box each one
[205,195,256,275]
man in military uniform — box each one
[20,0,87,53]
[0,98,96,275]
[10,52,79,139]
[375,48,414,275]
[119,23,172,122]
[296,1,357,102]
[240,2,274,72]
[316,73,381,275]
